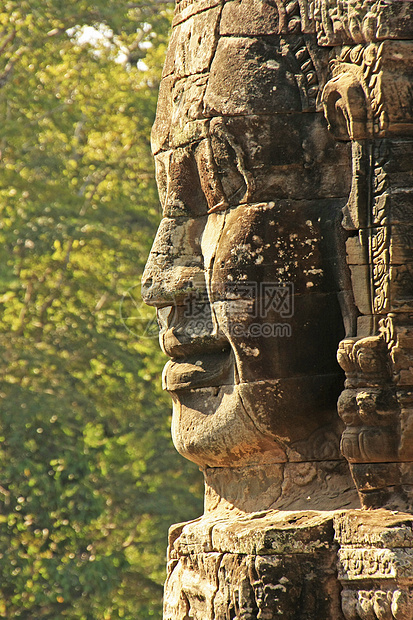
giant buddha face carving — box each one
[142,2,354,485]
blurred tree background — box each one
[0,1,203,618]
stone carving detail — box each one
[173,0,316,35]
[371,140,391,314]
[314,0,413,45]
[165,551,332,620]
[164,511,345,620]
[321,20,413,510]
[336,511,413,620]
[164,511,413,620]
[144,0,357,514]
[322,43,387,140]
[142,0,413,617]
[341,589,413,620]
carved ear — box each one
[322,73,372,141]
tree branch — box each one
[0,29,16,56]
[0,46,28,88]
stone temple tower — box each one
[142,2,413,617]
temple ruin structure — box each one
[142,1,413,617]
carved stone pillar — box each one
[321,5,413,511]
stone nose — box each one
[141,216,207,308]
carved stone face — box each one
[142,3,353,475]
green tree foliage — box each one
[0,2,203,617]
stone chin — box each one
[169,384,287,469]
[168,373,344,469]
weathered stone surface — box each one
[323,45,413,142]
[334,509,413,548]
[204,36,316,116]
[320,32,413,512]
[142,1,413,617]
[164,548,342,620]
[220,0,282,36]
[164,510,413,619]
[172,0,221,27]
[172,8,221,79]
[315,0,413,45]
[152,83,209,154]
[165,511,345,620]
[335,511,413,619]
[207,115,351,201]
[203,459,358,513]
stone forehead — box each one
[161,25,319,110]
[152,13,324,153]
